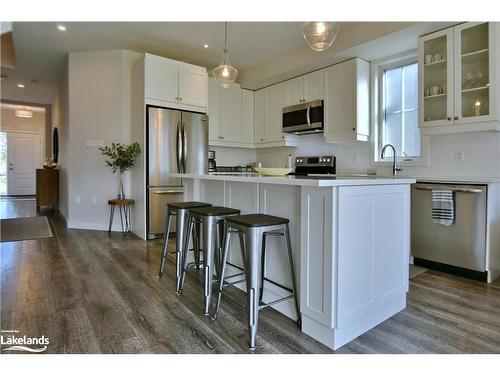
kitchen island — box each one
[169,173,415,350]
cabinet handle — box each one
[261,138,264,141]
[179,97,183,101]
[352,128,356,131]
[175,96,179,101]
[282,136,284,139]
[221,136,224,139]
[454,116,459,120]
[447,117,452,121]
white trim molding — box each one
[370,50,430,168]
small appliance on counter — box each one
[290,155,336,175]
[208,150,217,172]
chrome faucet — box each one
[381,144,402,176]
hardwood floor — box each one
[1,199,500,354]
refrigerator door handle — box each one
[182,121,188,173]
[176,121,182,173]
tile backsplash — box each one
[211,131,500,179]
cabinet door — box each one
[454,22,494,124]
[286,76,304,106]
[265,82,287,142]
[220,85,242,143]
[254,89,266,143]
[324,60,356,141]
[207,78,221,142]
[145,56,179,103]
[419,28,454,127]
[304,70,324,102]
[241,89,255,144]
[337,186,378,328]
[178,66,207,108]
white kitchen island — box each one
[169,173,415,350]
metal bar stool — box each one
[178,206,243,315]
[157,201,211,292]
[213,214,301,350]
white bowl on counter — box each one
[254,167,293,176]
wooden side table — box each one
[108,199,134,235]
[36,168,58,211]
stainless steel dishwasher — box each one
[411,182,488,281]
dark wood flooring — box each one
[1,199,500,354]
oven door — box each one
[282,100,324,133]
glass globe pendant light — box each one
[301,22,340,52]
[213,22,238,88]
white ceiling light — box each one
[301,22,340,52]
[57,24,67,31]
[15,109,33,118]
[213,22,238,88]
[203,43,209,48]
[17,83,25,88]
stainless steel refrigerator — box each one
[147,106,208,239]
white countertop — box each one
[168,173,416,187]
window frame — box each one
[371,51,430,167]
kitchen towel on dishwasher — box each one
[432,190,455,226]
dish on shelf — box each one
[254,167,293,176]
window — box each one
[378,60,420,159]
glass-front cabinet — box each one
[418,22,499,131]
[419,28,454,127]
[454,22,492,123]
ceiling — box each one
[0,21,454,105]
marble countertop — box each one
[168,173,416,187]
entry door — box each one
[7,132,42,195]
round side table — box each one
[108,199,134,235]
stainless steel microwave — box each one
[282,100,324,134]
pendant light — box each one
[213,22,238,88]
[301,22,340,52]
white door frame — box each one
[4,130,43,195]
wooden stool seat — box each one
[108,199,134,235]
[108,198,135,206]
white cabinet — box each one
[145,55,179,103]
[144,54,207,111]
[419,22,500,134]
[241,89,255,144]
[178,67,208,108]
[286,70,324,106]
[254,83,298,147]
[336,185,409,328]
[324,58,370,142]
[208,78,221,142]
[254,89,266,143]
[220,85,242,143]
[207,78,255,147]
[265,82,287,142]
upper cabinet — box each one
[285,70,324,106]
[254,83,298,147]
[419,22,500,134]
[145,54,208,112]
[207,78,254,148]
[324,58,370,142]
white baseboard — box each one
[67,220,125,232]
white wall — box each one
[210,146,257,167]
[65,50,142,230]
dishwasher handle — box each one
[414,186,484,194]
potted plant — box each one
[99,142,141,199]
